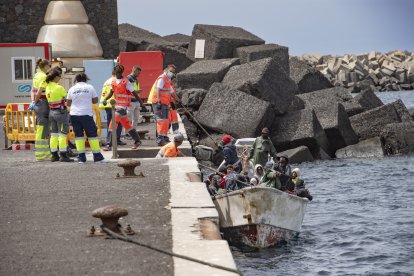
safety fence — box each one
[3,103,101,143]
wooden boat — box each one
[212,186,308,248]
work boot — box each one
[51,152,60,162]
[117,140,127,146]
[60,152,74,162]
[77,153,87,164]
[128,129,141,149]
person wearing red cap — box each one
[218,134,240,172]
[248,127,277,168]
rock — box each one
[145,43,193,73]
[309,103,359,152]
[119,38,140,52]
[198,133,224,150]
[298,87,364,116]
[163,33,191,44]
[181,115,199,143]
[335,137,384,159]
[187,24,265,60]
[353,89,383,110]
[289,57,333,94]
[275,146,314,164]
[234,44,289,73]
[380,122,414,155]
[176,88,208,109]
[287,96,306,112]
[222,57,297,114]
[408,108,414,120]
[195,83,275,138]
[177,58,240,90]
[118,23,167,49]
[392,99,414,122]
[194,145,214,161]
[270,109,330,158]
[349,102,402,140]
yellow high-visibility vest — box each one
[99,76,115,109]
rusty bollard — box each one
[117,160,144,178]
[92,205,128,233]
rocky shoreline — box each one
[119,23,414,164]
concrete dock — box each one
[0,118,238,275]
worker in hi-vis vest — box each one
[45,68,74,162]
[102,64,143,149]
[30,58,51,161]
[99,71,125,150]
[151,64,176,146]
[126,65,143,130]
[168,75,179,134]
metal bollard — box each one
[110,99,118,159]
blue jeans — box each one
[105,108,122,146]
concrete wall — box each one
[0,0,119,59]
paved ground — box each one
[0,122,174,275]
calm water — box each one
[233,91,414,275]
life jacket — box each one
[111,77,132,107]
[46,82,67,108]
[151,74,172,105]
[99,76,115,109]
[32,70,47,101]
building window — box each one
[12,57,35,82]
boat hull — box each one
[222,224,297,248]
[213,187,308,248]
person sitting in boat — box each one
[221,165,239,192]
[259,161,282,190]
[208,175,224,196]
[250,164,264,186]
[274,155,292,191]
[218,134,241,173]
[291,168,313,201]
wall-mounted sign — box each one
[17,84,32,93]
[194,39,205,59]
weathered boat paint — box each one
[213,187,308,248]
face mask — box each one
[167,71,174,79]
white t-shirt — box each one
[67,82,98,116]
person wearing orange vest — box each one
[30,58,51,161]
[156,133,185,158]
[102,64,143,149]
[168,75,180,134]
[152,64,176,146]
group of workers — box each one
[30,57,184,163]
[207,127,313,200]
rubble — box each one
[234,44,289,73]
[222,57,297,114]
[195,83,275,138]
[270,109,331,158]
[289,57,333,94]
[275,146,314,164]
[301,50,414,92]
[335,137,385,159]
[177,58,240,90]
[186,24,265,61]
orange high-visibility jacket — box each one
[151,74,172,105]
[112,77,132,107]
[159,142,181,158]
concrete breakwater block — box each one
[353,89,383,110]
[270,109,330,158]
[177,58,240,90]
[195,83,275,138]
[298,87,364,116]
[118,23,167,49]
[380,122,414,155]
[222,57,297,114]
[187,24,264,60]
[163,33,192,44]
[308,103,358,153]
[276,146,314,164]
[335,137,384,159]
[234,44,290,73]
[289,57,333,94]
[146,43,194,73]
[349,102,403,140]
[176,88,208,109]
[392,99,414,123]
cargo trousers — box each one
[49,108,70,152]
[34,99,51,160]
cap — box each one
[261,127,269,134]
[222,135,231,144]
[174,134,184,142]
[292,168,300,177]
